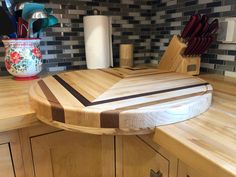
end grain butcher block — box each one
[29,68,213,135]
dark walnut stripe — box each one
[92,83,210,105]
[53,74,210,107]
[38,80,65,123]
[53,75,91,106]
[125,67,149,71]
[116,90,212,111]
[100,110,120,128]
[99,69,124,78]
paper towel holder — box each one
[92,9,101,15]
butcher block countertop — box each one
[0,77,39,132]
[154,74,236,177]
[0,71,236,177]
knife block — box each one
[158,35,201,75]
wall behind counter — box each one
[0,0,153,75]
[151,0,236,76]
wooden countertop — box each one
[0,77,38,132]
[153,74,236,177]
[0,72,236,177]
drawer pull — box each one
[150,169,163,177]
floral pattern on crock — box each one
[10,51,21,64]
[4,45,42,74]
[32,47,42,59]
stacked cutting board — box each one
[30,67,213,135]
[159,14,219,75]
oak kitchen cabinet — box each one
[0,130,25,177]
[0,122,233,177]
[178,161,205,177]
[115,135,178,177]
[13,123,178,177]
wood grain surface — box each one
[154,74,236,177]
[0,72,236,177]
[29,68,212,134]
[0,77,38,132]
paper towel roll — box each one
[83,15,113,69]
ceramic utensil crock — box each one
[2,38,42,80]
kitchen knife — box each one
[184,37,197,55]
[188,37,201,55]
[194,37,206,55]
[203,19,219,37]
[198,15,209,37]
[181,15,200,42]
[200,37,214,54]
[189,22,202,41]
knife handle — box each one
[181,15,198,39]
[200,37,213,54]
[195,38,206,55]
[189,37,201,55]
[184,37,197,55]
[189,23,202,41]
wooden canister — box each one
[119,44,133,68]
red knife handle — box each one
[200,37,213,54]
[181,15,198,39]
[188,37,201,55]
[184,37,197,55]
[201,15,209,24]
[194,38,207,55]
[198,37,210,54]
[200,22,209,37]
[205,19,219,37]
[189,23,202,41]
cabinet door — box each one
[0,144,15,177]
[116,135,171,177]
[0,131,25,177]
[30,130,115,177]
[178,161,205,177]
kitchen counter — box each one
[154,74,236,177]
[0,73,236,177]
[0,77,39,132]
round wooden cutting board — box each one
[29,68,212,135]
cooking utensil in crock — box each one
[22,3,45,21]
[17,18,28,38]
[33,15,58,37]
[0,6,16,36]
[26,9,48,38]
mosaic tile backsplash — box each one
[0,0,236,76]
[151,0,236,76]
[0,0,153,75]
